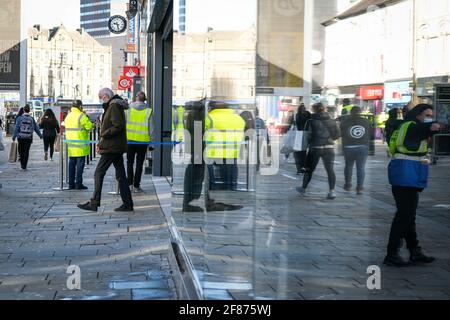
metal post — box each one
[53,134,68,191]
[108,179,120,195]
[64,134,69,184]
[89,130,93,162]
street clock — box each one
[108,15,127,34]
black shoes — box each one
[77,202,98,212]
[410,247,435,264]
[384,247,436,267]
[383,253,412,267]
[183,205,204,212]
[206,201,243,212]
[114,204,134,212]
[70,185,88,190]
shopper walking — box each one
[293,103,311,174]
[340,106,372,194]
[12,105,43,170]
[296,103,340,199]
[39,108,60,161]
[77,88,133,212]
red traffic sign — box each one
[118,76,132,90]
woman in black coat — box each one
[294,104,311,174]
[39,109,60,161]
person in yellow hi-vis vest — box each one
[65,100,93,190]
[126,91,152,193]
[203,103,246,211]
[204,104,246,190]
[172,105,185,142]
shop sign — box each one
[123,66,140,79]
[384,81,412,104]
[357,86,384,100]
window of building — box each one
[87,85,91,96]
[100,55,104,62]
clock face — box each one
[108,15,127,34]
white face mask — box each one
[423,118,433,123]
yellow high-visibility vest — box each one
[173,106,185,142]
[126,107,152,142]
[205,109,246,159]
[391,121,428,157]
[65,107,93,157]
[342,105,353,115]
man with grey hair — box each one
[78,88,134,212]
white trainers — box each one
[327,191,337,200]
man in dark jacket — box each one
[78,88,133,212]
[297,103,341,199]
[340,107,373,194]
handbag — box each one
[9,141,18,163]
[293,120,311,151]
[54,135,61,152]
[280,125,296,155]
[293,130,310,151]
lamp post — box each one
[202,27,213,98]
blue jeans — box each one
[69,156,86,188]
[344,146,369,189]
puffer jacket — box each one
[98,95,128,154]
[306,112,341,147]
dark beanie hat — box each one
[351,106,362,116]
[405,104,433,120]
[73,100,83,109]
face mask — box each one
[423,118,433,123]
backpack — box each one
[18,116,34,139]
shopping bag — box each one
[293,130,310,151]
[54,135,61,152]
[280,127,296,155]
[8,141,18,163]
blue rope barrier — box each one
[63,139,183,146]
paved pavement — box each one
[171,140,450,300]
[0,135,175,300]
[2,133,450,300]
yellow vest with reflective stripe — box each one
[65,108,92,157]
[393,121,428,156]
[174,106,185,141]
[205,109,246,159]
[126,107,152,142]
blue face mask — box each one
[423,118,433,123]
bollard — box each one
[53,134,69,191]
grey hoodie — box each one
[128,101,153,138]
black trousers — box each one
[43,135,56,159]
[18,138,32,169]
[294,151,307,172]
[183,164,205,207]
[126,144,148,188]
[91,153,133,207]
[302,148,336,190]
[387,186,421,255]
